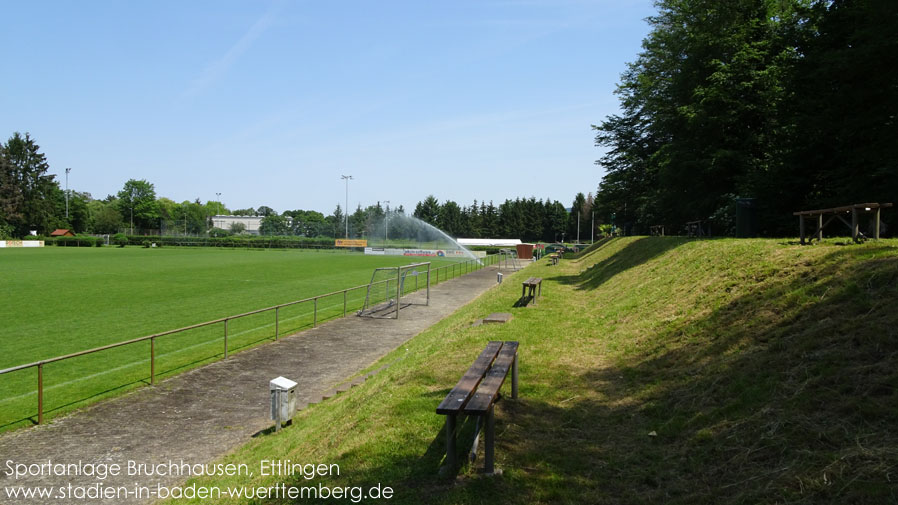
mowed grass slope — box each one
[0,247,458,430]
[165,237,897,505]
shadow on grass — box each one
[289,244,898,505]
[549,245,897,504]
[555,236,689,291]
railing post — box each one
[275,307,279,340]
[396,267,402,319]
[224,319,229,358]
[343,290,347,317]
[313,298,318,327]
[150,337,155,385]
[37,363,44,425]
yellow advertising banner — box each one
[335,239,368,247]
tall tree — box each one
[117,179,159,233]
[259,214,289,235]
[413,195,441,225]
[331,204,345,238]
[0,132,62,236]
[593,0,813,235]
[438,200,463,237]
[567,193,586,242]
[87,200,122,234]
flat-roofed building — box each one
[211,215,295,235]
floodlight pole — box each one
[341,175,353,238]
[383,200,390,245]
[65,168,71,220]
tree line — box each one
[592,0,897,236]
[410,194,597,243]
[1,132,596,242]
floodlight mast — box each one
[383,200,390,245]
[341,175,353,238]
[65,168,71,219]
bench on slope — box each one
[436,341,519,475]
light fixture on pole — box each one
[341,175,353,238]
[64,168,71,220]
[591,211,595,244]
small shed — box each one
[516,243,535,260]
[50,229,75,237]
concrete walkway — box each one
[0,263,517,504]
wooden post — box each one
[851,208,859,242]
[275,307,279,340]
[799,216,806,244]
[875,207,881,240]
[816,214,823,242]
[313,298,318,327]
[224,319,229,358]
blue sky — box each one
[1,0,656,215]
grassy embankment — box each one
[166,236,897,504]
[0,247,462,431]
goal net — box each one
[357,262,431,319]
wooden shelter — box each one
[793,203,892,244]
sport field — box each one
[163,237,897,505]
[0,247,465,431]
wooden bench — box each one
[686,220,707,237]
[436,341,519,475]
[522,277,542,305]
[548,253,559,265]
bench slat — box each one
[464,341,519,415]
[436,341,503,414]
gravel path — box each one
[0,264,511,504]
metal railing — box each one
[0,253,501,426]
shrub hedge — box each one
[121,235,340,249]
[49,236,103,247]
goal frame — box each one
[357,262,431,319]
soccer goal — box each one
[357,262,431,319]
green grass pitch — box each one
[0,247,460,431]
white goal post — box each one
[357,262,431,319]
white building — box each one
[456,238,523,247]
[211,215,269,235]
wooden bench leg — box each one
[445,414,457,470]
[511,354,518,399]
[484,405,496,475]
